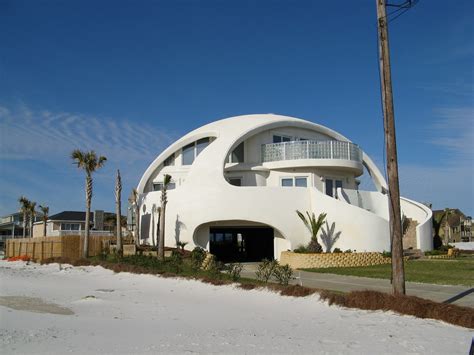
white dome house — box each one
[136,114,432,261]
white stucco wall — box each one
[137,114,432,257]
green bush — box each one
[344,249,352,253]
[382,251,391,258]
[272,264,293,286]
[207,259,225,279]
[256,259,278,283]
[293,245,308,253]
[191,247,206,269]
[333,248,342,253]
[169,250,183,273]
[226,263,244,281]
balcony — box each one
[261,140,362,163]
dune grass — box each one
[303,257,474,286]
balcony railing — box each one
[261,140,362,163]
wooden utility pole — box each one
[376,0,405,295]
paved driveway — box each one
[241,263,474,308]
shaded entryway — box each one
[209,226,274,262]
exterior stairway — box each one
[403,248,424,260]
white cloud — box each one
[0,104,176,165]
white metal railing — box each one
[261,140,362,163]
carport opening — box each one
[209,226,274,262]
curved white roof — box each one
[137,114,387,193]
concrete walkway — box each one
[241,264,474,308]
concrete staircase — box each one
[201,253,215,270]
[403,248,424,260]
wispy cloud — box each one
[0,103,175,165]
[0,103,177,216]
[429,107,474,160]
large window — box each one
[281,176,308,187]
[163,154,175,166]
[231,142,244,163]
[273,135,291,143]
[182,138,210,165]
[61,223,80,231]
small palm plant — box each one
[71,149,107,258]
[158,174,172,260]
[38,205,49,237]
[128,188,141,247]
[28,201,36,237]
[19,196,31,238]
[320,221,342,253]
[296,211,326,253]
[115,169,123,256]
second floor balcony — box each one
[261,140,362,163]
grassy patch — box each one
[303,258,474,286]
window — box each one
[281,178,293,187]
[325,178,343,197]
[281,176,308,187]
[61,223,80,231]
[182,143,195,165]
[228,178,242,186]
[295,177,307,187]
[231,142,244,163]
[153,182,176,191]
[163,154,175,166]
[273,135,291,143]
[182,138,210,165]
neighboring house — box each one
[32,210,119,237]
[433,209,472,243]
[136,114,433,261]
[0,212,43,248]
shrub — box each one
[176,241,188,252]
[344,249,352,253]
[293,245,308,253]
[382,251,391,258]
[226,263,244,281]
[333,248,342,253]
[191,247,206,270]
[307,239,323,253]
[433,235,443,250]
[169,250,183,273]
[207,259,225,279]
[273,264,293,286]
[255,259,278,283]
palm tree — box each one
[158,174,172,260]
[38,205,49,237]
[432,211,446,249]
[296,210,326,253]
[18,196,31,238]
[71,149,107,258]
[115,169,122,256]
[28,201,37,238]
[128,188,140,247]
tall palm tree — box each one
[158,174,172,260]
[38,205,49,237]
[296,210,326,253]
[128,188,140,247]
[18,196,31,239]
[28,201,36,238]
[71,149,107,258]
[115,169,123,256]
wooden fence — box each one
[5,235,116,261]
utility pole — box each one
[376,0,405,295]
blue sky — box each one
[0,0,472,217]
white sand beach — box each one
[0,260,472,354]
